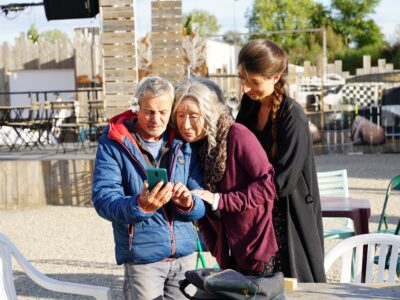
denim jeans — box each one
[123,253,195,300]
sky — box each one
[0,0,398,44]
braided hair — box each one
[238,39,288,160]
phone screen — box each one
[146,168,168,191]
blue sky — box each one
[0,0,398,44]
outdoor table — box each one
[0,105,32,151]
[321,197,371,283]
[285,282,400,299]
[0,105,31,121]
[321,197,370,235]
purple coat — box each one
[198,123,277,272]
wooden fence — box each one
[0,160,94,208]
[0,28,102,106]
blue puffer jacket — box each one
[92,110,205,265]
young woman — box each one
[171,79,278,276]
[236,39,326,282]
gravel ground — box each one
[0,153,399,299]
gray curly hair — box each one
[171,79,229,151]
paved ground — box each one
[0,153,399,299]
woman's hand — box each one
[192,189,214,205]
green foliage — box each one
[329,0,385,48]
[246,0,389,72]
[247,0,316,48]
[26,23,70,44]
[334,44,383,73]
[41,29,68,44]
[27,24,39,43]
[183,10,220,36]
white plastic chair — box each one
[324,233,400,284]
[0,232,111,300]
[317,169,354,239]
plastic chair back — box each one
[317,169,349,197]
[324,233,400,284]
[0,232,111,300]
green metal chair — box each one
[318,169,355,240]
[193,222,207,269]
[376,174,400,234]
[374,174,400,276]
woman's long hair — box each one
[238,39,288,160]
[172,80,234,191]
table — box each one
[321,197,371,235]
[0,105,32,150]
[285,283,400,299]
[321,197,371,282]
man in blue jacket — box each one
[92,76,205,300]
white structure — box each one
[8,69,76,106]
[205,39,240,74]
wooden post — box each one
[151,0,184,83]
[100,0,138,119]
[363,55,371,75]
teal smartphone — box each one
[146,168,168,191]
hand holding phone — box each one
[146,168,168,191]
[139,168,172,212]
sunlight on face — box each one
[238,65,280,102]
[176,98,207,143]
[137,94,173,141]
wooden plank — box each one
[153,56,183,65]
[17,161,32,206]
[6,161,18,208]
[105,82,136,94]
[152,23,182,32]
[104,57,136,68]
[104,95,134,108]
[152,8,182,17]
[363,55,371,74]
[104,69,136,81]
[334,60,342,75]
[102,6,133,19]
[152,32,181,40]
[103,44,136,57]
[103,32,135,44]
[386,64,393,72]
[104,107,127,119]
[102,19,135,32]
[152,1,181,9]
[100,0,133,6]
[152,17,182,26]
[378,59,386,73]
[0,162,6,208]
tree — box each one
[183,10,220,36]
[222,30,245,45]
[27,23,39,43]
[247,0,316,48]
[41,29,69,43]
[329,0,385,48]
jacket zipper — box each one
[165,143,184,256]
[110,137,147,251]
[111,137,184,256]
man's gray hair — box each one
[135,76,174,105]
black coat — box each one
[236,94,326,283]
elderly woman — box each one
[171,79,278,276]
